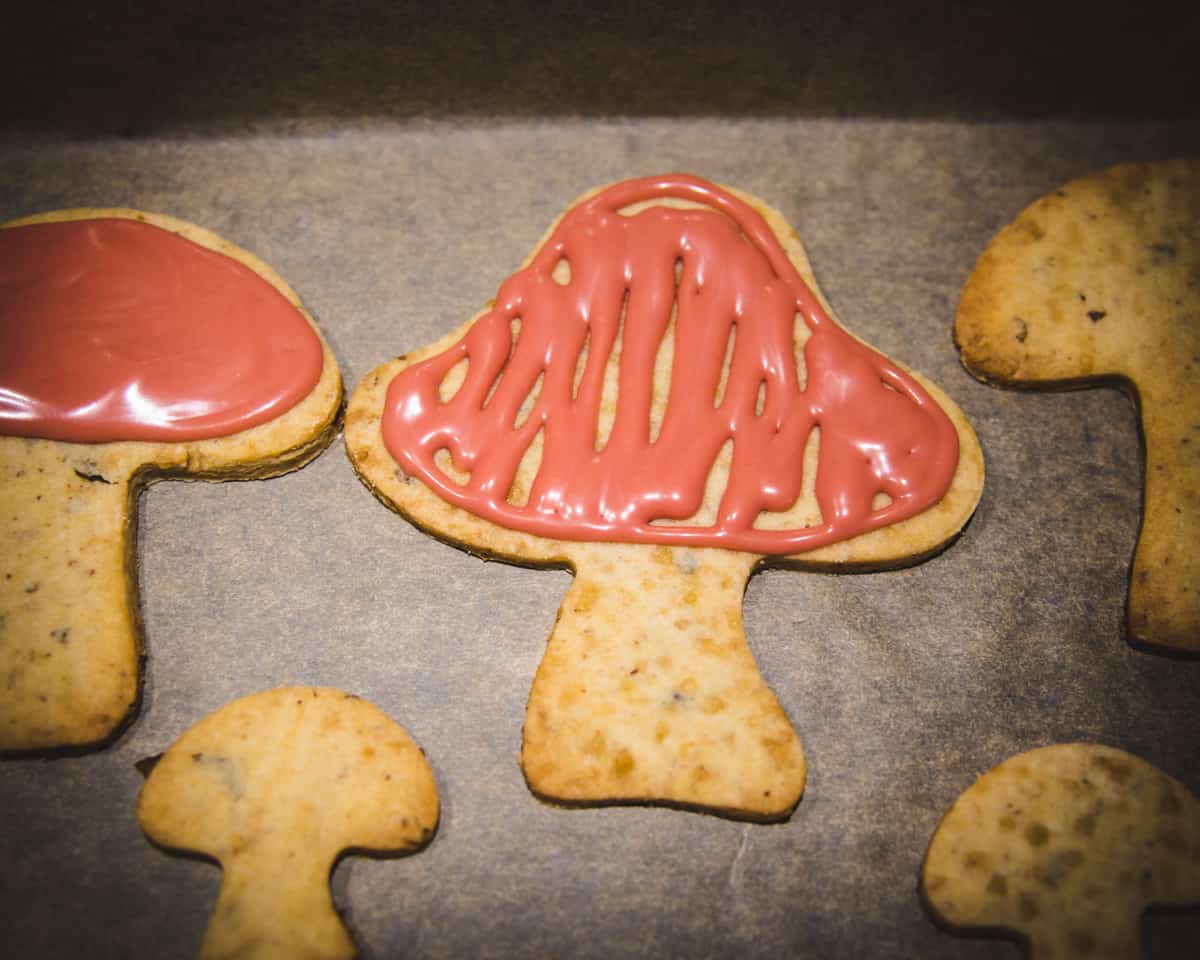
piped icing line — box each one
[381,175,959,554]
[0,216,324,444]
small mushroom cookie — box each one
[922,743,1200,959]
[138,686,439,960]
[954,158,1200,653]
[0,210,342,751]
[347,174,983,820]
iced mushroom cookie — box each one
[0,210,342,751]
[346,175,983,820]
[955,158,1200,653]
[922,743,1200,958]
[138,686,438,959]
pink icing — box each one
[381,175,959,554]
[0,217,324,444]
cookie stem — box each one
[521,542,805,820]
[204,849,353,960]
[1128,387,1200,652]
[0,438,143,750]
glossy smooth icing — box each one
[381,175,959,554]
[0,216,324,443]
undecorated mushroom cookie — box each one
[138,686,439,960]
[0,210,342,751]
[922,743,1200,958]
[954,158,1200,653]
[346,174,983,820]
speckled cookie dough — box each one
[138,686,439,959]
[0,210,342,751]
[922,743,1200,958]
[346,175,983,820]
[955,158,1200,653]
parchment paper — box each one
[2,84,1198,960]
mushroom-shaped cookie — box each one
[922,743,1200,958]
[347,175,983,820]
[138,686,439,960]
[0,211,342,751]
[955,158,1200,653]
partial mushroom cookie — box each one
[922,743,1200,959]
[137,686,439,960]
[0,210,342,751]
[347,174,983,820]
[955,158,1200,653]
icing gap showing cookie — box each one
[871,491,894,511]
[438,356,470,404]
[754,426,823,531]
[571,328,591,402]
[617,197,716,218]
[593,290,628,453]
[433,447,469,486]
[754,380,768,417]
[793,313,811,392]
[482,317,522,412]
[649,263,681,445]
[713,323,737,408]
[651,437,732,528]
[513,371,544,431]
[551,256,571,286]
[507,426,544,507]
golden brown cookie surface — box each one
[347,175,983,820]
[0,210,343,751]
[138,686,438,960]
[922,743,1200,958]
[955,158,1200,652]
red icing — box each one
[0,217,324,443]
[381,175,959,554]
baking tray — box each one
[2,8,1199,957]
